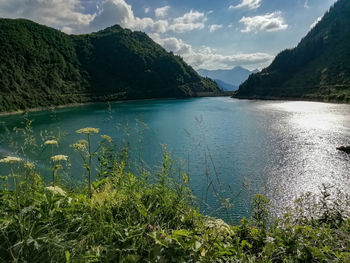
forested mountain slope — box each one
[0,19,218,112]
[235,0,350,102]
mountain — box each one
[0,18,219,113]
[213,79,238,91]
[235,0,350,102]
[197,66,258,90]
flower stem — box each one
[88,134,92,198]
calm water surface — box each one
[1,97,350,221]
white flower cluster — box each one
[45,186,66,196]
[76,127,99,135]
[25,162,35,169]
[44,140,58,146]
[0,156,22,163]
[204,217,233,236]
[71,140,88,151]
[101,135,113,143]
[51,155,68,162]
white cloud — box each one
[0,0,207,35]
[154,6,170,18]
[304,0,309,9]
[150,34,192,55]
[173,10,205,24]
[71,2,207,34]
[229,0,261,10]
[84,0,170,34]
[88,0,134,32]
[151,20,170,33]
[150,33,273,70]
[0,0,271,70]
[168,23,204,33]
[91,2,207,34]
[144,7,150,14]
[209,24,223,32]
[310,16,322,29]
[0,0,94,31]
[239,12,288,33]
[169,10,207,33]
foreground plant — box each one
[50,154,68,186]
[1,130,350,262]
[0,156,22,189]
[73,127,99,197]
[1,165,349,262]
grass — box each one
[0,127,350,262]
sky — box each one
[0,0,337,70]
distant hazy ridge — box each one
[198,66,258,91]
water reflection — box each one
[260,101,350,215]
[0,98,350,220]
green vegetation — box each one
[235,0,350,103]
[1,127,350,262]
[0,19,219,113]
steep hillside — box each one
[235,0,350,102]
[0,19,219,112]
[0,19,88,111]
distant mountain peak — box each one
[232,66,245,70]
[197,66,257,88]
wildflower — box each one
[25,162,35,169]
[0,156,22,163]
[51,155,68,162]
[205,218,228,229]
[161,233,166,239]
[147,224,154,231]
[101,135,112,143]
[265,236,275,243]
[204,218,232,235]
[76,127,99,135]
[44,140,58,146]
[71,140,88,150]
[45,186,66,196]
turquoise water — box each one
[1,97,350,221]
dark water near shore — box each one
[1,97,350,221]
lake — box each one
[1,97,350,221]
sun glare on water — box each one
[273,101,345,131]
[259,100,350,214]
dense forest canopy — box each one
[0,19,219,113]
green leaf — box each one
[240,240,252,249]
[172,229,191,237]
[65,250,71,263]
[311,247,327,260]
